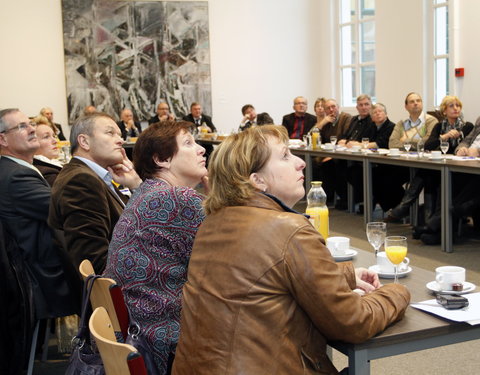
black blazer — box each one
[33,158,62,187]
[117,121,142,140]
[281,112,317,139]
[0,157,78,318]
[183,113,217,132]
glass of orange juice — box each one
[385,236,408,283]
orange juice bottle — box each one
[305,181,329,239]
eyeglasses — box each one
[0,121,37,134]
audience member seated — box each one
[117,108,142,140]
[313,98,352,208]
[149,101,175,124]
[238,104,257,131]
[33,123,63,186]
[338,94,375,148]
[389,92,438,150]
[414,116,480,244]
[0,109,79,323]
[368,103,400,211]
[183,102,216,133]
[281,96,317,139]
[338,94,376,208]
[49,113,142,275]
[104,120,207,374]
[312,97,327,130]
[386,95,473,223]
[256,112,274,125]
[40,107,66,140]
[172,125,410,375]
[83,105,97,115]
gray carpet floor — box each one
[33,207,480,374]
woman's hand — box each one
[355,267,382,293]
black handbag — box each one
[126,320,160,375]
[65,275,105,375]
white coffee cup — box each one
[431,150,442,160]
[351,145,361,152]
[389,148,400,156]
[324,143,334,150]
[376,251,410,273]
[435,266,465,291]
[326,236,350,256]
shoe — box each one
[420,232,441,245]
[412,225,432,240]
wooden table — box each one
[331,248,480,374]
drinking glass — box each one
[362,138,369,153]
[330,136,337,151]
[404,139,412,153]
[417,139,425,158]
[366,222,386,257]
[440,140,449,161]
[385,236,408,283]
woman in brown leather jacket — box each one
[173,125,410,375]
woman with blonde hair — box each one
[173,125,410,375]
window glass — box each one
[340,0,356,24]
[360,21,375,63]
[435,6,448,55]
[341,25,356,65]
[435,58,448,105]
[361,0,375,18]
[361,66,376,100]
[342,67,356,107]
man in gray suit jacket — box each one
[0,108,78,319]
[49,113,142,274]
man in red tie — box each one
[281,96,317,139]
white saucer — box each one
[377,149,389,155]
[426,281,476,295]
[368,265,412,279]
[333,249,358,261]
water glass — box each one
[366,222,386,257]
[440,140,449,161]
[330,136,337,151]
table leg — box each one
[348,347,370,375]
[363,159,373,224]
[441,166,453,252]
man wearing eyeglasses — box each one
[0,109,79,326]
[48,112,142,274]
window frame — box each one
[338,0,376,108]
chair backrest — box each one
[89,307,147,375]
[79,259,129,339]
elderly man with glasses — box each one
[0,108,79,369]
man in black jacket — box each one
[0,108,79,320]
[117,108,142,140]
[183,102,216,132]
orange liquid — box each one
[385,246,407,265]
[306,206,329,239]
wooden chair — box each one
[89,307,147,375]
[78,259,129,339]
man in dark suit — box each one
[281,96,317,139]
[183,102,217,132]
[0,108,78,319]
[49,112,142,274]
[117,108,142,140]
[149,101,176,124]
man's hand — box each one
[355,267,382,293]
[108,149,142,190]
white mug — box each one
[389,148,400,156]
[431,150,442,159]
[326,236,350,256]
[376,251,410,273]
[324,143,334,150]
[435,266,465,291]
[351,145,361,152]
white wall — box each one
[1,0,480,137]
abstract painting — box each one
[62,0,211,122]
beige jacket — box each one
[389,113,438,150]
[173,193,410,375]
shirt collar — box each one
[403,111,425,131]
[262,192,308,218]
[74,156,110,183]
[2,155,44,178]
